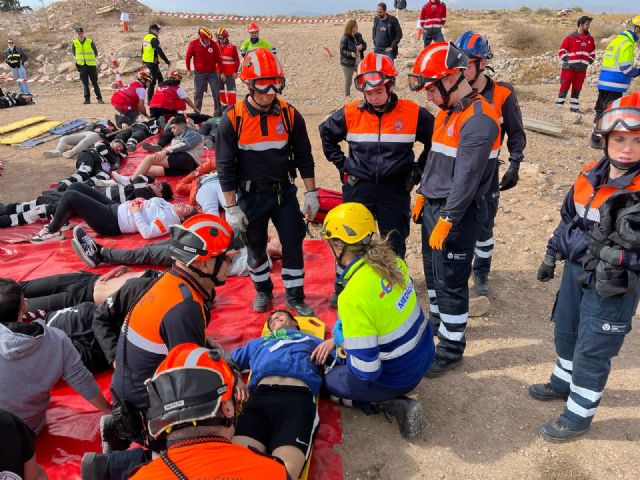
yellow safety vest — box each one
[73,37,96,66]
[142,33,157,63]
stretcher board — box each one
[0,121,62,145]
[260,316,326,480]
[0,116,47,134]
[15,119,87,148]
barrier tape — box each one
[156,11,371,24]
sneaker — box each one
[60,221,74,232]
[30,225,64,243]
[473,272,489,296]
[539,418,590,443]
[286,300,315,317]
[142,142,163,152]
[42,150,61,158]
[62,151,75,159]
[554,102,564,107]
[380,396,423,440]
[424,356,464,378]
[97,99,105,104]
[81,452,110,480]
[528,383,569,401]
[72,226,102,268]
[253,292,273,312]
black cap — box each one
[75,27,84,33]
[149,23,161,31]
[577,16,593,27]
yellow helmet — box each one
[632,15,640,27]
[321,203,377,245]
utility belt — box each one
[344,166,420,191]
[239,179,291,193]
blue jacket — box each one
[231,329,323,396]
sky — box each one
[20,0,635,15]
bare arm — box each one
[87,393,112,415]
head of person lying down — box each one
[267,306,300,332]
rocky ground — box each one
[1,2,639,479]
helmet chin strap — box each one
[469,59,484,86]
[364,82,394,113]
[249,91,274,109]
[436,74,465,110]
[190,255,227,287]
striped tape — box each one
[156,11,371,24]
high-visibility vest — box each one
[149,85,186,111]
[598,30,637,92]
[73,38,96,66]
[111,80,145,111]
[219,43,238,75]
[142,33,157,63]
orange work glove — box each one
[411,193,425,223]
[429,217,453,251]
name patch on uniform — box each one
[164,400,184,411]
[396,281,414,311]
[602,322,626,334]
[275,121,285,134]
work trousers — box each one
[49,182,120,235]
[557,69,587,108]
[77,65,102,102]
[11,65,29,95]
[20,270,98,315]
[102,239,172,267]
[194,70,221,114]
[422,199,487,361]
[54,131,100,157]
[238,182,306,303]
[115,108,140,126]
[548,261,638,428]
[144,62,163,103]
[422,28,444,47]
[473,167,500,278]
[341,65,356,97]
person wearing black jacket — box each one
[3,39,30,95]
[340,19,367,97]
[372,2,403,60]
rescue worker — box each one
[239,23,276,57]
[148,70,199,120]
[319,51,434,305]
[590,16,640,149]
[372,2,403,61]
[216,27,240,111]
[216,48,318,316]
[419,0,447,47]
[3,39,30,96]
[314,203,435,440]
[531,92,640,442]
[72,27,103,105]
[127,344,289,479]
[110,70,151,125]
[555,16,595,113]
[185,26,223,117]
[102,214,236,453]
[142,23,171,103]
[454,32,526,296]
[408,42,501,377]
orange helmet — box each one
[217,27,229,38]
[408,42,468,92]
[198,26,212,40]
[146,343,238,438]
[595,92,640,135]
[169,213,234,265]
[247,22,259,33]
[167,70,182,82]
[354,52,398,92]
[239,47,285,94]
[136,69,151,83]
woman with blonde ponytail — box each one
[311,202,434,440]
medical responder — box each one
[101,214,236,453]
[142,23,171,103]
[531,92,640,442]
[216,48,318,316]
[72,27,103,104]
[239,23,276,57]
[454,32,526,296]
[555,16,595,113]
[185,26,223,117]
[148,70,199,120]
[110,70,151,125]
[319,51,434,305]
[216,27,240,111]
[408,42,501,377]
[420,0,447,47]
[590,15,640,149]
[314,203,435,440]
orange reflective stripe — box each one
[344,98,420,140]
[154,219,167,234]
[232,97,294,151]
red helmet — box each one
[408,41,468,92]
[247,22,259,33]
[136,69,151,83]
[198,26,212,40]
[169,213,233,265]
[354,52,398,92]
[217,27,229,38]
[167,70,182,82]
[239,47,285,94]
[146,343,238,438]
[595,91,640,135]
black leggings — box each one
[49,183,121,235]
[20,270,98,314]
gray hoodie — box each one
[0,320,101,434]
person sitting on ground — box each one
[231,306,324,479]
[42,119,117,159]
[149,70,199,120]
[125,116,204,178]
[0,86,34,108]
[0,278,111,434]
[30,182,196,243]
[110,70,152,126]
[0,408,48,480]
[0,174,171,229]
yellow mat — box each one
[0,116,47,135]
[0,121,61,145]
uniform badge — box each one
[275,121,285,134]
[208,47,214,53]
[447,125,454,136]
[394,119,403,131]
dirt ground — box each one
[1,9,639,480]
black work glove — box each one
[499,162,520,191]
[537,254,557,282]
[588,227,624,266]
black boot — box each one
[528,383,569,401]
[253,292,273,312]
[473,272,490,296]
[539,417,590,443]
[380,396,423,440]
[424,356,464,378]
[286,299,315,317]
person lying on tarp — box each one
[0,86,34,108]
[230,306,325,479]
[42,118,118,159]
[0,278,112,434]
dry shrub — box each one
[146,15,203,28]
[501,19,565,56]
[519,6,532,14]
[591,21,623,42]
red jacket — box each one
[149,85,186,111]
[420,0,446,29]
[558,31,595,71]
[217,42,240,76]
[185,37,221,74]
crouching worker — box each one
[231,307,323,479]
[315,203,435,439]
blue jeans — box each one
[11,65,29,95]
[423,28,444,47]
[373,47,395,61]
